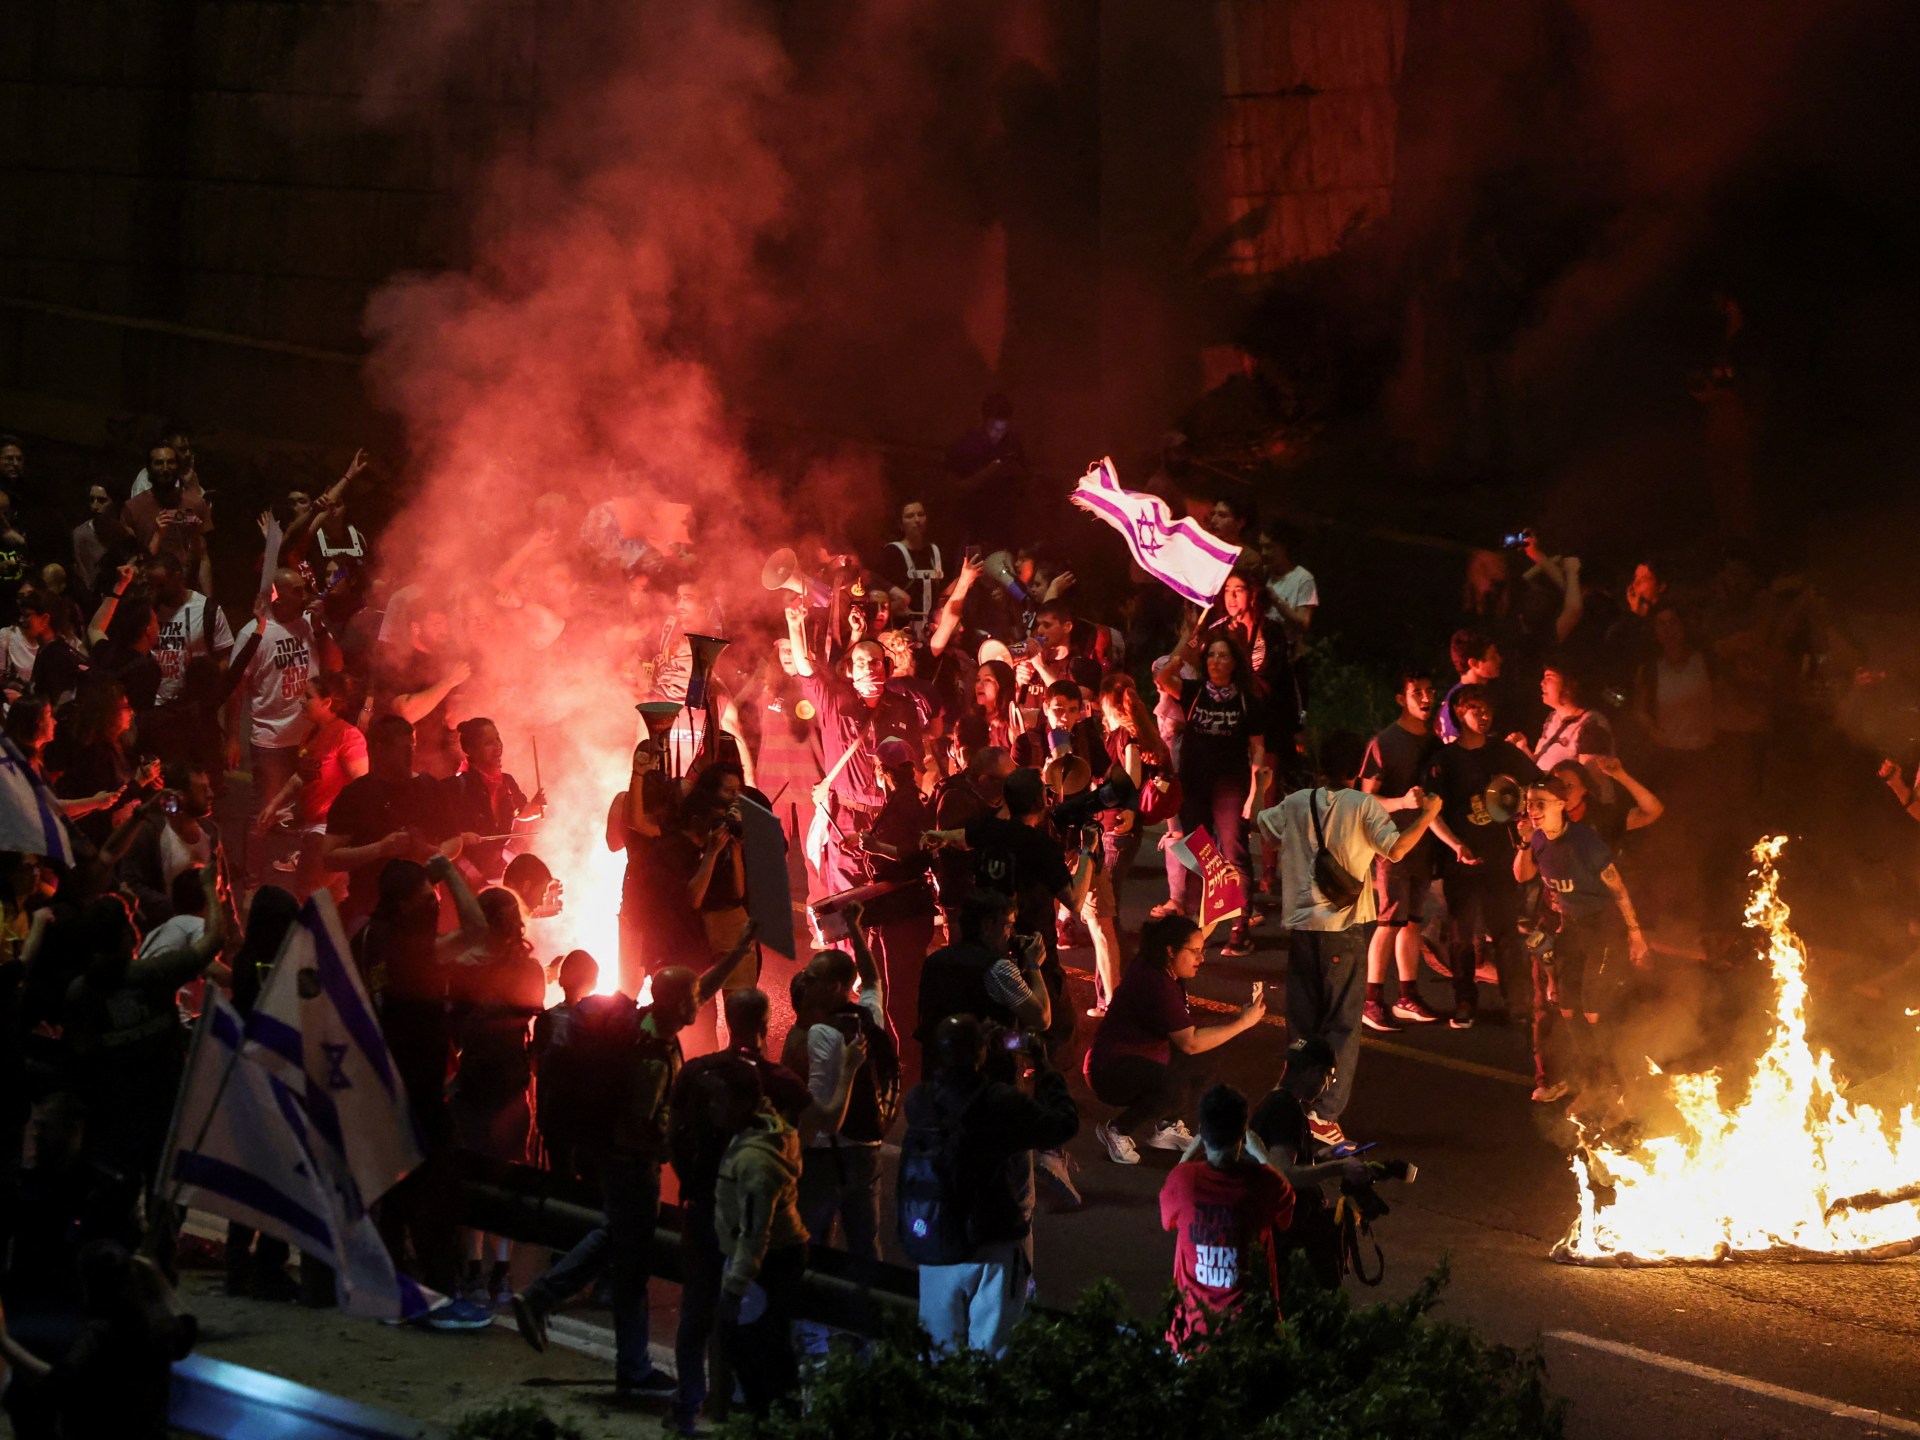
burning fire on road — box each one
[1555,838,1920,1265]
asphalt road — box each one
[1035,922,1920,1440]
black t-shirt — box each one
[326,773,453,924]
[1176,679,1259,787]
[1425,739,1541,862]
[963,812,1070,940]
[1250,1086,1310,1168]
[875,541,945,622]
[630,830,711,969]
[932,774,995,905]
[1360,722,1437,830]
[1569,794,1630,851]
[449,947,546,1107]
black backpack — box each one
[831,1004,902,1144]
[536,996,638,1151]
[896,1084,987,1265]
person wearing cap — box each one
[511,924,757,1403]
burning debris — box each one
[1554,837,1920,1265]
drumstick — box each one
[532,735,543,797]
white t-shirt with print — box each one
[234,614,317,748]
[1260,785,1399,932]
[153,593,234,706]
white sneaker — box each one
[1095,1120,1141,1165]
[1145,1118,1195,1151]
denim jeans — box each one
[674,1203,726,1423]
[528,1151,662,1388]
[1283,924,1371,1121]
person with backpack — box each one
[667,989,859,1437]
[897,1014,1078,1355]
[780,903,896,1356]
[510,923,758,1403]
[921,766,1092,1060]
[1255,731,1440,1152]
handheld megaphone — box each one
[685,634,728,711]
[761,549,831,608]
[1051,767,1139,830]
[982,550,1027,602]
[634,700,681,747]
[1482,774,1523,824]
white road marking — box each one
[1548,1330,1920,1435]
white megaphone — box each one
[761,548,831,608]
[981,550,1027,602]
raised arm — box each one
[390,659,471,725]
[1592,753,1664,830]
[784,601,816,678]
[1384,789,1442,862]
[926,554,983,657]
[430,854,488,952]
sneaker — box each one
[1448,1005,1475,1031]
[510,1291,548,1352]
[1145,1118,1196,1151]
[1085,1003,1108,1019]
[1392,994,1441,1025]
[1095,1119,1141,1165]
[425,1297,495,1332]
[1360,999,1401,1033]
[613,1371,679,1403]
[1306,1113,1348,1149]
[1531,1081,1571,1103]
[1219,937,1255,958]
[1034,1148,1082,1208]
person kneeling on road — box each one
[897,1015,1079,1356]
[1159,1083,1295,1353]
[1083,914,1265,1165]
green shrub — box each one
[447,1398,586,1440]
[723,1257,1563,1440]
[1301,635,1396,747]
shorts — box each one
[1546,910,1623,1017]
[1372,840,1433,927]
[1078,864,1117,924]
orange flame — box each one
[1557,837,1920,1261]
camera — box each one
[1340,1158,1418,1224]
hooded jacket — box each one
[714,1103,807,1295]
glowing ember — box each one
[1555,837,1920,1263]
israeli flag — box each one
[1070,456,1241,606]
[0,735,76,865]
[163,997,435,1320]
[246,892,424,1203]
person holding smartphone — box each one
[1083,914,1266,1165]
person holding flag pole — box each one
[157,891,458,1325]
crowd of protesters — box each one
[0,406,1904,1433]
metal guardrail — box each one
[455,1156,922,1334]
